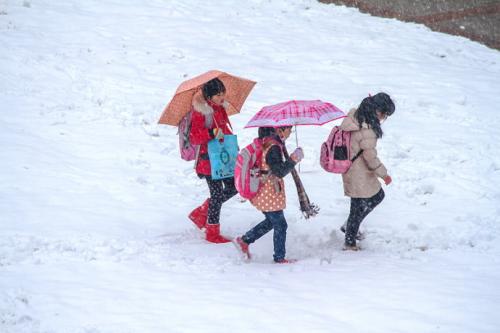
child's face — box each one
[278,127,292,140]
[376,111,388,123]
[210,92,226,106]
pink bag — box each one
[235,137,281,199]
[178,111,197,161]
[234,138,263,200]
[320,126,362,174]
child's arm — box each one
[266,146,296,178]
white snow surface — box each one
[1,0,500,332]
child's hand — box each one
[383,175,392,185]
[291,147,304,163]
[213,128,224,140]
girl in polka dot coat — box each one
[234,126,304,263]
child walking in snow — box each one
[234,126,304,263]
[339,92,395,250]
[188,78,238,243]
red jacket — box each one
[189,98,233,176]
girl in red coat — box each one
[188,78,237,243]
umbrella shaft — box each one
[282,146,308,202]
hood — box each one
[192,91,214,116]
[192,90,230,116]
[340,109,360,132]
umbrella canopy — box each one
[244,100,345,128]
[158,70,256,126]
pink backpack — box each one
[320,126,363,174]
[178,111,197,161]
[234,137,279,200]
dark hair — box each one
[257,126,291,139]
[258,127,276,139]
[202,78,226,101]
[355,92,395,138]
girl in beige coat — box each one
[340,93,395,250]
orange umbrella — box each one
[158,70,257,126]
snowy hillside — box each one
[1,0,500,332]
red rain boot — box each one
[205,224,231,244]
[188,199,210,230]
[233,236,251,260]
[274,258,298,264]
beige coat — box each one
[341,109,388,198]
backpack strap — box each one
[225,113,234,133]
[351,149,363,163]
[259,137,284,193]
[262,137,282,151]
[193,145,201,169]
[211,108,233,134]
[260,137,283,180]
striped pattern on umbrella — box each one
[244,100,345,128]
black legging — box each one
[205,177,238,225]
[345,189,385,246]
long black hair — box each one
[202,78,226,101]
[355,92,395,138]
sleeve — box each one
[189,111,213,145]
[266,145,296,178]
[359,131,387,178]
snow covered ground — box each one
[1,0,500,332]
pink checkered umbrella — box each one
[244,100,345,128]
